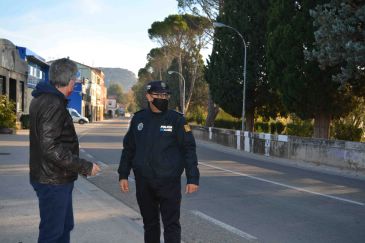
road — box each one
[76,118,365,243]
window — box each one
[71,111,79,117]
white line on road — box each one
[199,162,365,206]
[191,210,258,242]
[85,153,94,159]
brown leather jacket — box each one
[29,82,92,184]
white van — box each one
[67,108,89,124]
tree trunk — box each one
[245,111,254,132]
[178,54,184,113]
[314,113,331,139]
[184,57,199,113]
[205,91,220,127]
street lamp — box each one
[167,70,186,114]
[213,22,247,132]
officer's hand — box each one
[120,179,129,192]
[90,163,101,176]
[185,184,199,194]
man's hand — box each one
[120,179,129,192]
[185,184,199,194]
[90,163,101,176]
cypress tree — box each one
[266,0,356,138]
[206,0,281,131]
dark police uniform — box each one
[118,82,199,243]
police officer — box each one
[118,80,200,243]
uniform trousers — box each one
[135,177,182,243]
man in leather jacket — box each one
[29,58,100,243]
[118,80,200,243]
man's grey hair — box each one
[49,58,78,87]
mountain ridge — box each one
[98,67,137,91]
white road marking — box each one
[199,162,364,206]
[85,153,94,159]
[191,210,258,242]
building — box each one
[107,96,118,118]
[16,46,49,113]
[49,59,106,122]
[0,39,28,122]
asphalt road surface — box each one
[76,118,365,243]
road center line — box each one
[199,162,364,206]
[191,210,258,242]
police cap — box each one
[146,81,170,94]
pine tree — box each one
[307,0,365,89]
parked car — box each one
[67,108,89,124]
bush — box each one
[276,121,285,134]
[254,122,270,133]
[20,114,30,129]
[186,106,206,125]
[211,110,241,129]
[269,121,285,134]
[0,95,16,128]
[332,122,363,142]
[270,122,276,134]
[214,119,241,130]
[286,122,313,137]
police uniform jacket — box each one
[118,108,199,185]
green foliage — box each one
[148,14,211,52]
[206,0,282,125]
[254,122,270,133]
[213,110,241,129]
[285,121,313,138]
[306,0,365,88]
[148,14,211,114]
[214,119,241,130]
[274,121,285,134]
[20,114,30,129]
[266,0,357,138]
[186,106,206,125]
[0,95,16,128]
[269,121,285,134]
[331,121,363,142]
[108,83,127,104]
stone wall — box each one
[191,125,365,172]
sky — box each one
[0,0,185,76]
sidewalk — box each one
[0,130,144,243]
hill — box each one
[99,67,137,91]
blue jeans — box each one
[31,181,74,243]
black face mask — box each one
[152,98,168,112]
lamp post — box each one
[213,22,247,132]
[167,70,186,114]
